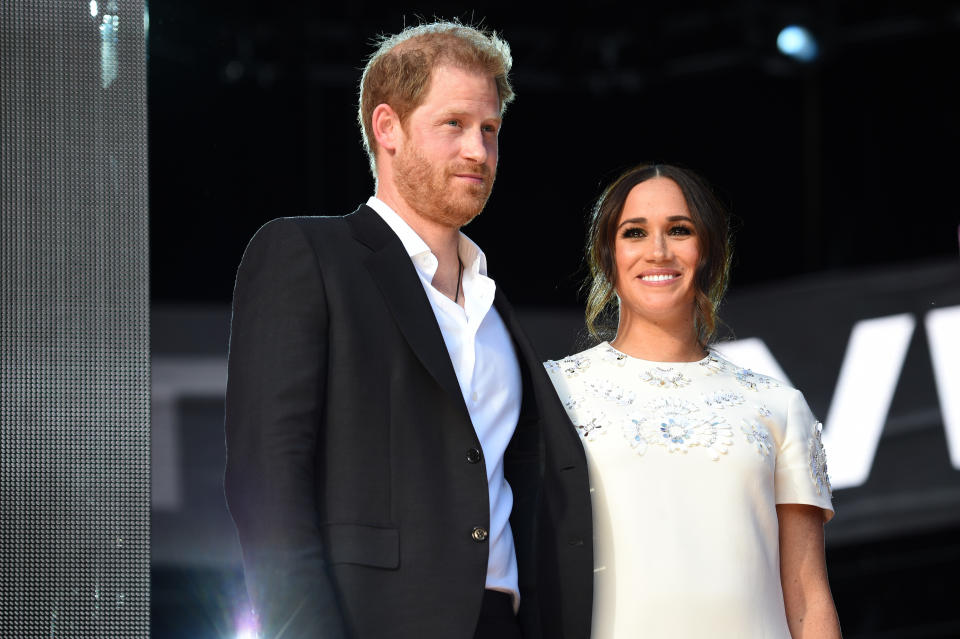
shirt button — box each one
[471,391,479,402]
[471,527,489,543]
[466,448,482,464]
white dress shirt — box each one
[367,196,522,604]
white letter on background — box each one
[822,314,915,489]
[925,305,960,470]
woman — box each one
[545,164,841,639]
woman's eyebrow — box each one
[618,215,692,228]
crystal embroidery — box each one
[576,417,605,440]
[741,420,773,456]
[808,421,832,496]
[620,398,733,460]
[734,368,780,392]
[564,396,606,441]
[584,378,636,406]
[646,396,697,415]
[551,355,591,378]
[601,345,629,366]
[546,345,813,474]
[699,354,727,375]
[655,413,733,460]
[658,416,698,452]
[640,367,691,388]
[703,390,745,409]
[621,414,649,455]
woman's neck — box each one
[610,314,705,363]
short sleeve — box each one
[774,389,835,522]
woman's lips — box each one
[638,271,681,284]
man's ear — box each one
[371,103,402,153]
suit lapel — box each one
[493,287,541,426]
[346,205,466,407]
[495,287,586,464]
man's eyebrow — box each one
[437,110,502,121]
[617,215,692,228]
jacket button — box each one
[471,526,488,543]
[466,448,482,464]
[568,537,584,546]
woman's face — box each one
[613,177,701,327]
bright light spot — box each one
[89,0,98,17]
[777,25,819,63]
[235,608,259,639]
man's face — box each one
[393,65,501,229]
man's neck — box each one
[375,188,463,305]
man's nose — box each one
[460,128,487,163]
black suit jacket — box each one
[224,205,592,639]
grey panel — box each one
[1,0,149,635]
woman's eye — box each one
[622,228,644,238]
[670,225,693,236]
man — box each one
[224,22,591,639]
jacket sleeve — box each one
[224,218,348,639]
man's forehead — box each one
[421,66,500,110]
[427,64,496,85]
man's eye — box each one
[446,120,460,127]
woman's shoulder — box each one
[700,348,815,419]
[543,341,618,378]
[703,349,790,388]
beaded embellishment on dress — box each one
[640,367,692,389]
[741,420,773,456]
[734,367,780,392]
[563,396,607,440]
[703,390,746,409]
[584,378,636,406]
[621,398,733,460]
[808,421,832,496]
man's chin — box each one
[446,195,489,228]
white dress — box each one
[544,342,833,639]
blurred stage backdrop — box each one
[148,2,959,638]
[4,1,958,638]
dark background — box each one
[149,1,960,306]
[147,3,960,638]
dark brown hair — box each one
[585,163,732,346]
[358,21,514,177]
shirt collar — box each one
[366,196,488,277]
